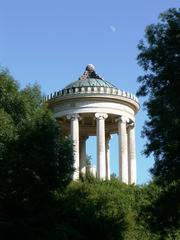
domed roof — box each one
[64,64,118,90]
[46,64,139,106]
[64,78,118,89]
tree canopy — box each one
[137,8,180,185]
[0,68,74,239]
[55,178,161,240]
[137,8,180,238]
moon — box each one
[110,25,116,33]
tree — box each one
[0,68,74,239]
[137,8,180,238]
[143,181,180,239]
[54,178,162,240]
[137,8,180,185]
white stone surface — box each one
[118,116,129,184]
[49,77,139,184]
[95,113,108,180]
[80,136,88,174]
[105,136,111,180]
[67,113,80,180]
[53,97,136,122]
[90,165,96,177]
[128,123,136,184]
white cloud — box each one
[110,25,116,33]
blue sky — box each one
[0,0,179,184]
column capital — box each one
[66,113,80,121]
[116,116,129,123]
[95,113,108,120]
[127,122,135,129]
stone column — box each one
[95,113,108,180]
[117,116,129,184]
[67,113,80,180]
[105,135,111,180]
[80,136,88,175]
[128,123,136,184]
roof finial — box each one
[86,64,95,73]
[79,64,104,80]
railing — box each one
[45,86,139,103]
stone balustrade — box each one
[45,86,139,103]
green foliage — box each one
[141,181,180,239]
[0,68,74,239]
[85,154,91,171]
[137,8,180,239]
[1,8,180,238]
[137,8,180,185]
[54,179,160,240]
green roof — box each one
[64,78,118,90]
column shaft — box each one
[95,113,108,180]
[105,136,111,180]
[80,136,88,174]
[67,114,80,180]
[118,116,128,183]
[128,124,136,184]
